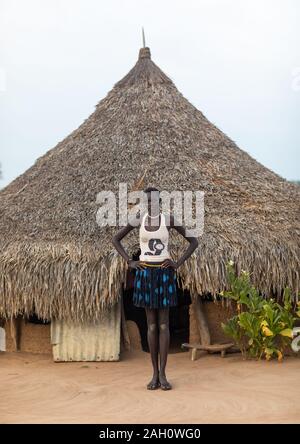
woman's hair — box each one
[143,186,160,194]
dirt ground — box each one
[0,350,299,424]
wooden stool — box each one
[181,342,234,361]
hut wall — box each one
[189,301,237,344]
[51,301,121,362]
[5,320,52,354]
[3,302,235,355]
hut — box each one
[0,46,299,360]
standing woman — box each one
[112,187,198,390]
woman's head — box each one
[143,187,161,214]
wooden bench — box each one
[181,342,234,360]
[184,297,234,360]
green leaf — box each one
[279,328,293,338]
[262,326,273,337]
[265,347,273,355]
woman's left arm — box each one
[161,214,199,269]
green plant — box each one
[220,261,298,361]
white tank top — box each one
[139,212,171,262]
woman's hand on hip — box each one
[127,260,146,270]
[161,259,178,269]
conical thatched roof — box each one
[0,47,299,322]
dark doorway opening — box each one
[123,256,191,354]
[26,313,50,325]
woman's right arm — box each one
[112,223,145,270]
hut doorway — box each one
[123,264,191,354]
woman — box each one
[112,187,199,390]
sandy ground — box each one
[0,350,299,424]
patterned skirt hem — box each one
[132,266,178,309]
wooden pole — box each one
[193,297,211,346]
[10,317,22,351]
[142,27,146,48]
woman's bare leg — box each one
[145,307,159,389]
[158,307,172,389]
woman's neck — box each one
[147,211,160,218]
[147,204,160,218]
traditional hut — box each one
[0,46,299,360]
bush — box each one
[220,261,300,361]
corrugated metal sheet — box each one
[51,301,121,362]
[0,327,5,351]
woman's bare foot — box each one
[159,370,172,390]
[147,374,160,390]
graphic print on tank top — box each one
[139,213,171,262]
[145,238,165,256]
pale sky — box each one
[0,0,299,188]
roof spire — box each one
[142,27,146,48]
[139,27,151,60]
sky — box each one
[0,0,299,188]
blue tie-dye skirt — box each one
[133,265,178,308]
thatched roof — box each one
[0,47,299,321]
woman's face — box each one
[146,191,160,214]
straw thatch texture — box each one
[0,47,299,321]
